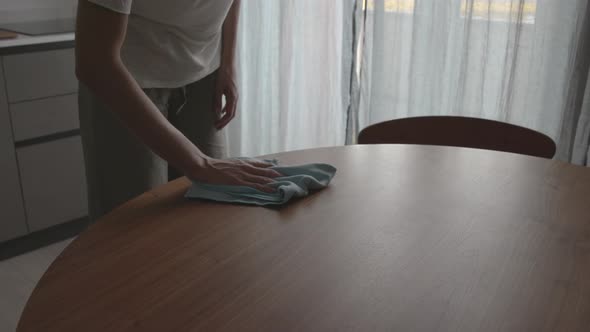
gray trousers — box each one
[78,71,227,222]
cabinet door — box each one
[10,93,79,142]
[3,48,78,103]
[0,61,28,242]
[17,136,88,232]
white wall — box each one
[0,0,77,23]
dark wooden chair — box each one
[358,116,556,159]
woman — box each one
[76,0,280,221]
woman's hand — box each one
[216,0,240,130]
[213,67,238,130]
[188,158,282,193]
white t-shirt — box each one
[87,0,234,88]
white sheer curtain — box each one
[571,83,590,164]
[231,0,590,165]
[353,0,590,165]
[227,1,352,157]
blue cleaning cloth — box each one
[185,161,337,206]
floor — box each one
[0,238,74,332]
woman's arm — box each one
[75,0,278,191]
[214,0,241,130]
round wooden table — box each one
[17,145,590,332]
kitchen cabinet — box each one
[0,62,28,242]
[17,136,87,232]
[10,93,78,142]
[3,48,78,103]
[0,42,87,247]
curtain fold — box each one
[570,77,590,165]
[556,1,590,164]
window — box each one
[364,0,537,23]
[364,0,416,14]
[461,0,537,24]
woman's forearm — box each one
[77,59,209,176]
[221,0,240,70]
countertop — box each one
[0,32,75,55]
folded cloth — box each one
[185,160,337,206]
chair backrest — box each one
[358,116,556,159]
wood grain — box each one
[17,145,590,332]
